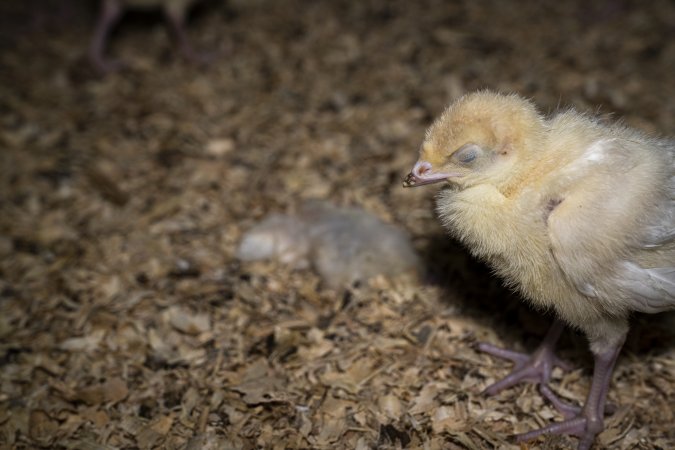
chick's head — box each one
[404,91,545,190]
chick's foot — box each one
[517,333,624,450]
[479,320,572,396]
[516,415,592,450]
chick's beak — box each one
[403,161,454,188]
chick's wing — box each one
[545,138,675,311]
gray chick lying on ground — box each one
[237,201,420,289]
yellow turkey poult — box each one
[404,91,674,450]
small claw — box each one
[515,414,602,450]
[478,342,532,367]
[539,385,581,419]
[516,416,587,442]
[482,362,542,395]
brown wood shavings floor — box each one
[0,0,673,448]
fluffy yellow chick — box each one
[89,0,205,73]
[404,91,674,450]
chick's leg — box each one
[517,332,626,450]
[89,0,124,74]
[479,319,572,395]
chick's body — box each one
[405,92,674,449]
[437,107,673,337]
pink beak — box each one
[402,161,455,187]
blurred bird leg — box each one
[517,331,626,450]
[89,0,124,74]
[88,0,211,74]
[479,320,573,402]
[164,4,213,65]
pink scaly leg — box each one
[479,320,572,387]
[479,319,580,417]
[516,333,625,450]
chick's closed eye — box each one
[452,143,482,164]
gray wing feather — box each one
[618,262,675,313]
[642,190,674,248]
[623,142,674,311]
[643,142,674,247]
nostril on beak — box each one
[413,161,432,177]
